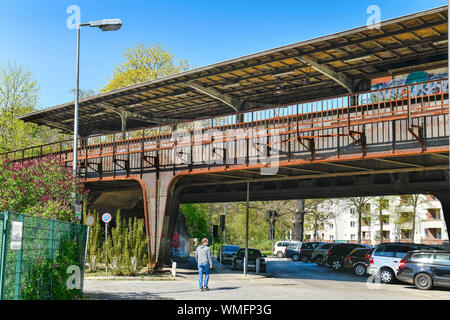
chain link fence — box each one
[0,211,87,300]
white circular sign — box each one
[86,214,95,227]
[102,213,112,223]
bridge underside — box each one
[177,152,449,202]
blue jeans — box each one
[198,263,210,289]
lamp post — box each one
[72,19,122,176]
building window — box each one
[350,234,356,240]
[426,228,442,240]
[381,215,390,224]
[329,235,334,240]
[350,221,356,228]
[382,230,390,240]
[350,208,356,215]
[400,229,411,239]
[362,231,371,240]
[427,209,441,220]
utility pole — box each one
[244,182,249,275]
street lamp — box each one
[72,19,122,176]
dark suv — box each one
[397,250,450,290]
[217,245,240,264]
[299,242,326,263]
[343,247,373,276]
[232,248,267,273]
[312,243,334,266]
[326,243,371,271]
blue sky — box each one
[0,0,447,108]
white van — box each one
[273,240,302,258]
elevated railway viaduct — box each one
[6,6,450,266]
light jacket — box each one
[195,244,212,265]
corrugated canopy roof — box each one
[19,6,449,136]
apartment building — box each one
[303,195,449,245]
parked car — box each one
[273,240,302,258]
[311,242,334,266]
[438,241,450,252]
[397,250,450,290]
[326,243,371,271]
[285,245,302,261]
[217,245,240,264]
[232,248,267,272]
[367,242,439,284]
[343,248,373,276]
[298,242,326,262]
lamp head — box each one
[89,19,122,31]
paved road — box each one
[84,257,450,300]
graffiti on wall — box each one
[369,68,448,102]
[169,212,191,258]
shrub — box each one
[0,156,87,222]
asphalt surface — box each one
[84,257,450,300]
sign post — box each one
[81,214,95,291]
[102,213,112,276]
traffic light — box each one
[220,215,226,231]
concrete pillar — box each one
[141,171,182,268]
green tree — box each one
[179,203,209,239]
[0,62,63,152]
[102,44,192,92]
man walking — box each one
[195,238,213,292]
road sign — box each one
[86,214,95,227]
[75,204,82,220]
[102,213,112,224]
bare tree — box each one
[292,199,306,241]
[304,199,336,240]
[258,201,297,240]
[373,196,390,243]
[396,194,425,242]
[348,197,372,243]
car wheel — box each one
[353,264,367,277]
[414,273,433,290]
[316,256,324,266]
[301,256,309,263]
[331,259,343,271]
[379,268,395,284]
[293,254,300,261]
[276,251,284,258]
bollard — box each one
[243,257,247,275]
[256,257,260,274]
[171,262,177,277]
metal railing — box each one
[1,79,448,177]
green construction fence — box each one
[0,211,87,300]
